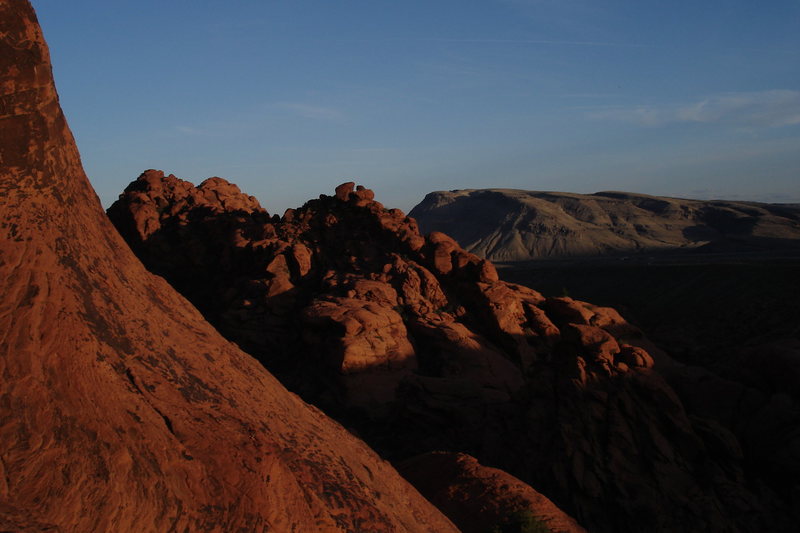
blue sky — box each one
[33,0,800,214]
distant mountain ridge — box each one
[409,189,800,261]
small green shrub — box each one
[487,509,551,533]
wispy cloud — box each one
[417,37,649,48]
[335,37,650,49]
[588,90,800,128]
[560,92,624,99]
[175,125,208,136]
[275,103,344,121]
[169,101,346,140]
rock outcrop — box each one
[398,452,587,533]
[109,171,796,531]
[409,189,800,261]
[0,3,458,531]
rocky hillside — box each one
[0,3,457,531]
[409,189,800,261]
[108,172,798,532]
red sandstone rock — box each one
[334,181,355,201]
[409,319,525,396]
[478,259,500,282]
[108,173,796,531]
[427,231,459,275]
[0,4,458,531]
[563,324,622,364]
[99,61,797,533]
[302,297,416,374]
[351,185,376,205]
[618,344,655,369]
[543,297,596,325]
[398,452,587,533]
[390,255,449,314]
[302,297,417,411]
[524,302,561,342]
[290,242,312,277]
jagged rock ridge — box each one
[409,188,800,261]
[0,3,458,531]
[109,173,797,532]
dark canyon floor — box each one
[497,250,800,372]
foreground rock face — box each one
[0,3,458,532]
[109,172,796,531]
[409,188,800,260]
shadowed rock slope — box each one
[109,174,796,531]
[398,452,587,533]
[409,189,800,261]
[0,3,458,531]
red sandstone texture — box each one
[0,3,459,531]
[398,452,587,533]
[108,166,797,529]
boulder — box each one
[399,452,587,533]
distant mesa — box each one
[409,189,800,261]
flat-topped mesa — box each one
[0,3,459,531]
[109,173,793,532]
[410,188,800,261]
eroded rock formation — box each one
[109,171,796,531]
[0,3,458,531]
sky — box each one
[32,0,800,214]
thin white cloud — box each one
[560,92,623,99]
[588,90,800,128]
[175,125,208,135]
[331,36,649,49]
[403,37,650,48]
[275,103,344,121]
